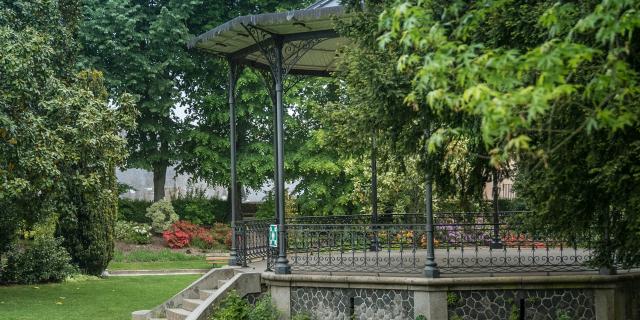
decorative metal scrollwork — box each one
[234,213,614,275]
[281,38,326,76]
[242,24,277,71]
[241,24,328,79]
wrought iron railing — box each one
[434,221,594,273]
[233,212,602,275]
[287,223,425,273]
[235,219,276,269]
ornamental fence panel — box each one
[234,212,604,275]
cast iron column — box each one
[490,170,503,249]
[370,132,379,251]
[423,127,440,278]
[228,59,239,266]
[274,37,291,274]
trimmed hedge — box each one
[118,199,152,223]
[170,198,229,226]
[118,198,229,226]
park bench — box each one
[205,254,230,266]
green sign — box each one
[269,224,278,248]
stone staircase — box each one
[132,267,261,320]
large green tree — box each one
[80,0,308,202]
[293,0,493,215]
[79,0,197,201]
[381,0,640,268]
[0,0,135,274]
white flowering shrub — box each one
[115,221,152,244]
[145,198,179,233]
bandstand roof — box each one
[187,0,352,76]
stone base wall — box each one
[447,289,595,320]
[290,287,413,320]
[262,272,640,320]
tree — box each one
[79,0,197,201]
[294,0,493,215]
[55,71,136,275]
[381,0,640,267]
[0,0,136,275]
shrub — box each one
[190,228,215,250]
[162,227,190,249]
[172,188,229,225]
[162,220,209,249]
[210,291,278,320]
[114,221,152,245]
[118,198,152,223]
[211,223,232,249]
[1,237,77,284]
[210,291,249,320]
[161,221,230,250]
[57,186,117,276]
[146,199,179,233]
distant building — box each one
[116,166,226,201]
[116,166,290,203]
[483,177,516,200]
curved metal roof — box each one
[187,3,352,76]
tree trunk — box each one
[152,163,167,201]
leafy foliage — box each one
[171,188,229,225]
[380,0,640,266]
[1,238,77,284]
[114,221,152,245]
[0,0,135,276]
[118,199,153,223]
[146,199,179,233]
[79,0,201,201]
[210,291,279,320]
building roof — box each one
[187,2,352,76]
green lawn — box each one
[0,275,199,320]
[108,260,212,270]
[109,248,225,270]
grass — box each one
[0,275,200,320]
[109,248,220,270]
[108,260,211,270]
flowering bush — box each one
[163,221,196,249]
[145,198,179,233]
[162,220,219,249]
[211,223,232,249]
[190,227,215,250]
[115,221,152,245]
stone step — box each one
[199,289,216,300]
[182,298,205,312]
[166,308,190,320]
[217,279,228,288]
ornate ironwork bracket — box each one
[241,23,328,79]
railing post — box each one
[490,170,503,249]
[241,223,248,267]
[599,224,616,275]
[228,58,240,267]
[273,37,291,274]
[370,132,379,251]
[423,127,440,278]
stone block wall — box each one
[447,289,595,320]
[290,287,414,320]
